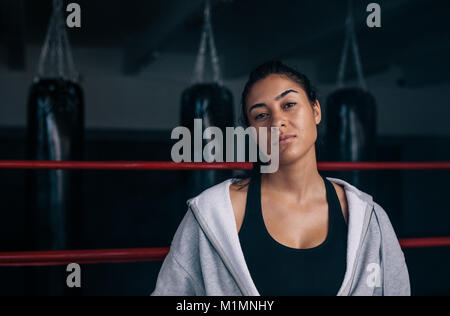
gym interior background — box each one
[0,0,449,295]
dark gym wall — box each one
[1,48,450,136]
[0,0,449,296]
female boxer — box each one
[152,61,410,296]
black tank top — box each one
[238,173,348,296]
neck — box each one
[261,146,323,203]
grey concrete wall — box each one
[1,45,450,137]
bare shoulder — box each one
[229,178,250,232]
[331,182,349,224]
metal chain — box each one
[205,0,223,85]
[37,10,55,78]
[55,3,64,78]
[337,0,367,90]
[192,5,209,84]
[37,0,79,81]
[53,0,63,11]
[192,0,223,85]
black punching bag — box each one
[327,0,377,190]
[25,79,84,296]
[181,83,234,198]
[326,88,376,188]
[25,0,84,296]
[181,0,234,198]
[26,79,84,250]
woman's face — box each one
[245,74,321,166]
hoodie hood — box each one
[186,177,376,296]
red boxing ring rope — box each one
[399,237,450,249]
[0,238,449,267]
[0,160,449,267]
[0,248,170,267]
[0,161,253,171]
[1,161,450,171]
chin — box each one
[279,152,304,166]
[278,146,313,166]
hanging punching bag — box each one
[326,0,377,190]
[180,0,234,198]
[181,84,234,197]
[25,0,84,296]
[326,88,376,170]
[26,79,84,250]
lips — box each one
[279,134,296,144]
[279,134,296,142]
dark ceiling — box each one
[0,0,449,85]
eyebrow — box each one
[248,89,299,113]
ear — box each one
[313,100,322,125]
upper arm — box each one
[151,250,201,296]
[151,208,205,296]
[374,203,411,296]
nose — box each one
[271,111,287,129]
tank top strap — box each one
[323,176,347,227]
[245,173,261,217]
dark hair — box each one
[232,60,320,189]
[239,60,318,127]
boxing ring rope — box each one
[399,237,450,249]
[1,160,449,267]
[1,161,450,171]
[0,161,254,171]
[0,248,171,267]
[1,237,450,267]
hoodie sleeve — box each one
[151,208,205,296]
[151,250,202,296]
[374,203,411,296]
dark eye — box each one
[285,102,297,109]
[255,113,268,120]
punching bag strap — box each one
[192,0,223,85]
[37,0,79,82]
[337,0,367,91]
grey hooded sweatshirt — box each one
[151,177,410,296]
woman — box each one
[152,61,410,296]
